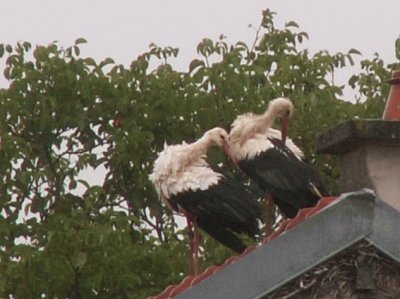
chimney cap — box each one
[388,70,400,84]
[316,119,400,155]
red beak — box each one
[223,141,238,167]
[280,116,289,144]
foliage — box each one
[0,9,399,298]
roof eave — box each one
[368,197,400,263]
[177,189,400,299]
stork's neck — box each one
[191,134,213,157]
[259,107,278,130]
[243,108,278,139]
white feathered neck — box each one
[230,127,304,160]
[229,98,303,161]
[149,134,223,203]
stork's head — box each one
[268,97,294,143]
[205,127,237,165]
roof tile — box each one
[149,196,339,299]
[221,255,239,267]
[190,266,218,286]
[264,219,290,243]
[151,284,178,299]
[242,245,256,255]
[169,276,195,297]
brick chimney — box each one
[317,70,400,210]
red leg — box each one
[191,218,200,275]
[186,216,199,276]
[265,193,275,237]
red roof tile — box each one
[152,284,177,299]
[190,265,218,286]
[149,196,339,299]
[169,276,195,298]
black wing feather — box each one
[239,138,327,218]
[170,177,262,253]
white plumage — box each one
[150,141,222,203]
[149,128,229,210]
[227,97,328,219]
[229,98,303,161]
[149,127,262,259]
[230,127,304,161]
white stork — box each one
[228,97,328,219]
[149,127,262,275]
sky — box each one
[0,0,399,77]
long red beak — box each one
[280,116,289,144]
[223,141,238,167]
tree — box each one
[0,9,399,298]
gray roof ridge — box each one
[177,189,400,299]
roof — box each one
[149,189,400,299]
[267,240,400,298]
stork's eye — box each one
[285,110,291,117]
[220,134,225,140]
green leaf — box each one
[235,41,249,51]
[285,21,299,28]
[69,179,77,190]
[348,48,362,55]
[72,252,87,269]
[395,36,400,60]
[83,57,97,66]
[3,67,10,79]
[298,34,303,43]
[347,54,355,66]
[22,41,32,51]
[99,57,115,68]
[73,45,80,56]
[348,75,359,88]
[75,37,88,45]
[5,44,12,53]
[299,32,309,40]
[189,59,205,73]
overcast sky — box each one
[1,0,399,73]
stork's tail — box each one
[198,220,247,253]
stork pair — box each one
[149,98,327,275]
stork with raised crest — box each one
[228,97,328,219]
[149,127,262,275]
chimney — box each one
[383,70,400,120]
[317,70,400,210]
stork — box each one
[228,97,328,219]
[149,127,262,275]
